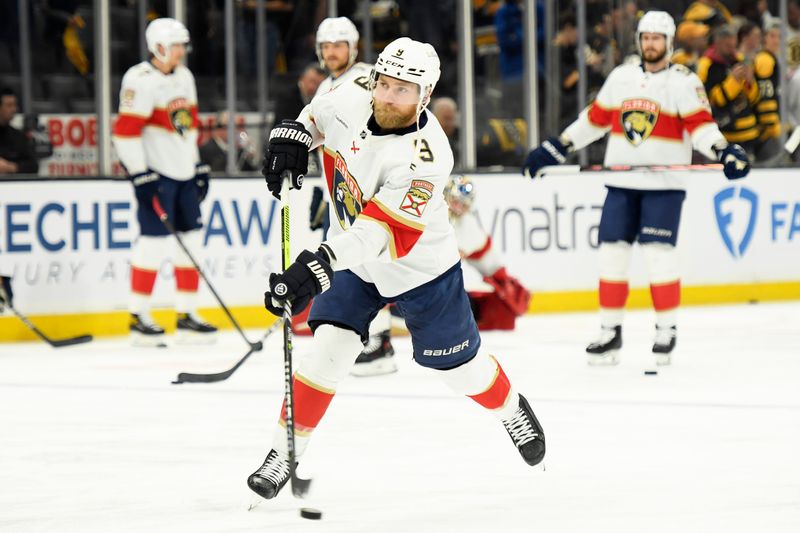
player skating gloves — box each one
[264,248,334,317]
[522,136,571,178]
[0,276,13,312]
[194,163,211,201]
[129,170,161,206]
[263,120,313,199]
[714,143,750,180]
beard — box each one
[373,100,417,130]
[642,47,667,64]
[324,55,348,73]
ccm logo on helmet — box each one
[422,340,470,357]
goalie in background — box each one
[351,175,531,378]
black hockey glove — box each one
[714,143,750,180]
[194,163,211,201]
[0,275,13,311]
[522,136,570,178]
[129,170,161,206]
[263,120,313,200]
[264,248,334,317]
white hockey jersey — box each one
[297,80,460,297]
[451,211,502,278]
[112,61,200,180]
[315,62,373,96]
[562,62,727,190]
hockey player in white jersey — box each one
[523,11,750,366]
[112,18,216,345]
[315,16,373,95]
[247,37,545,500]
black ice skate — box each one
[586,325,622,366]
[176,312,217,344]
[129,313,165,346]
[247,449,291,500]
[351,330,397,377]
[652,325,676,366]
[502,394,546,466]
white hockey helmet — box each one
[636,11,676,58]
[146,18,190,62]
[316,17,360,68]
[371,37,441,114]
[444,175,476,216]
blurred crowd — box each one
[0,0,798,176]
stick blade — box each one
[291,474,312,498]
[172,369,234,384]
[50,334,93,347]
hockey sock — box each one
[597,241,632,328]
[272,324,363,458]
[368,306,392,336]
[642,242,680,328]
[436,351,518,421]
[129,236,166,314]
[175,230,202,313]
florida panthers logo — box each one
[167,97,193,136]
[621,98,659,146]
[332,154,363,229]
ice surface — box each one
[1,302,799,533]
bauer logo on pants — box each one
[714,186,758,259]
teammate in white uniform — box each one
[523,11,750,367]
[112,18,216,345]
[315,17,373,95]
[446,175,531,330]
[247,38,546,500]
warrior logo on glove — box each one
[263,120,313,200]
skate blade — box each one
[654,353,671,366]
[587,349,619,366]
[175,329,218,345]
[130,331,167,348]
[350,358,398,377]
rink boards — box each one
[1,169,799,341]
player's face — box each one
[640,32,668,63]
[321,41,351,73]
[161,42,187,68]
[373,75,420,129]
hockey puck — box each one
[644,370,658,376]
[299,507,322,520]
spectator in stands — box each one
[737,22,761,63]
[431,97,460,165]
[673,21,710,72]
[697,25,760,155]
[683,0,732,29]
[754,22,782,160]
[40,0,89,75]
[273,64,326,125]
[495,0,524,82]
[199,111,258,173]
[236,0,289,77]
[0,88,38,175]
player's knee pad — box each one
[132,235,169,271]
[175,229,202,268]
[434,349,501,396]
[296,324,364,390]
[598,241,632,281]
[641,242,678,284]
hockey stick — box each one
[151,197,263,352]
[536,163,724,177]
[279,170,312,498]
[7,304,92,347]
[171,319,282,384]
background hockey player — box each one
[522,11,749,367]
[112,18,216,345]
[247,37,545,501]
[446,174,530,331]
